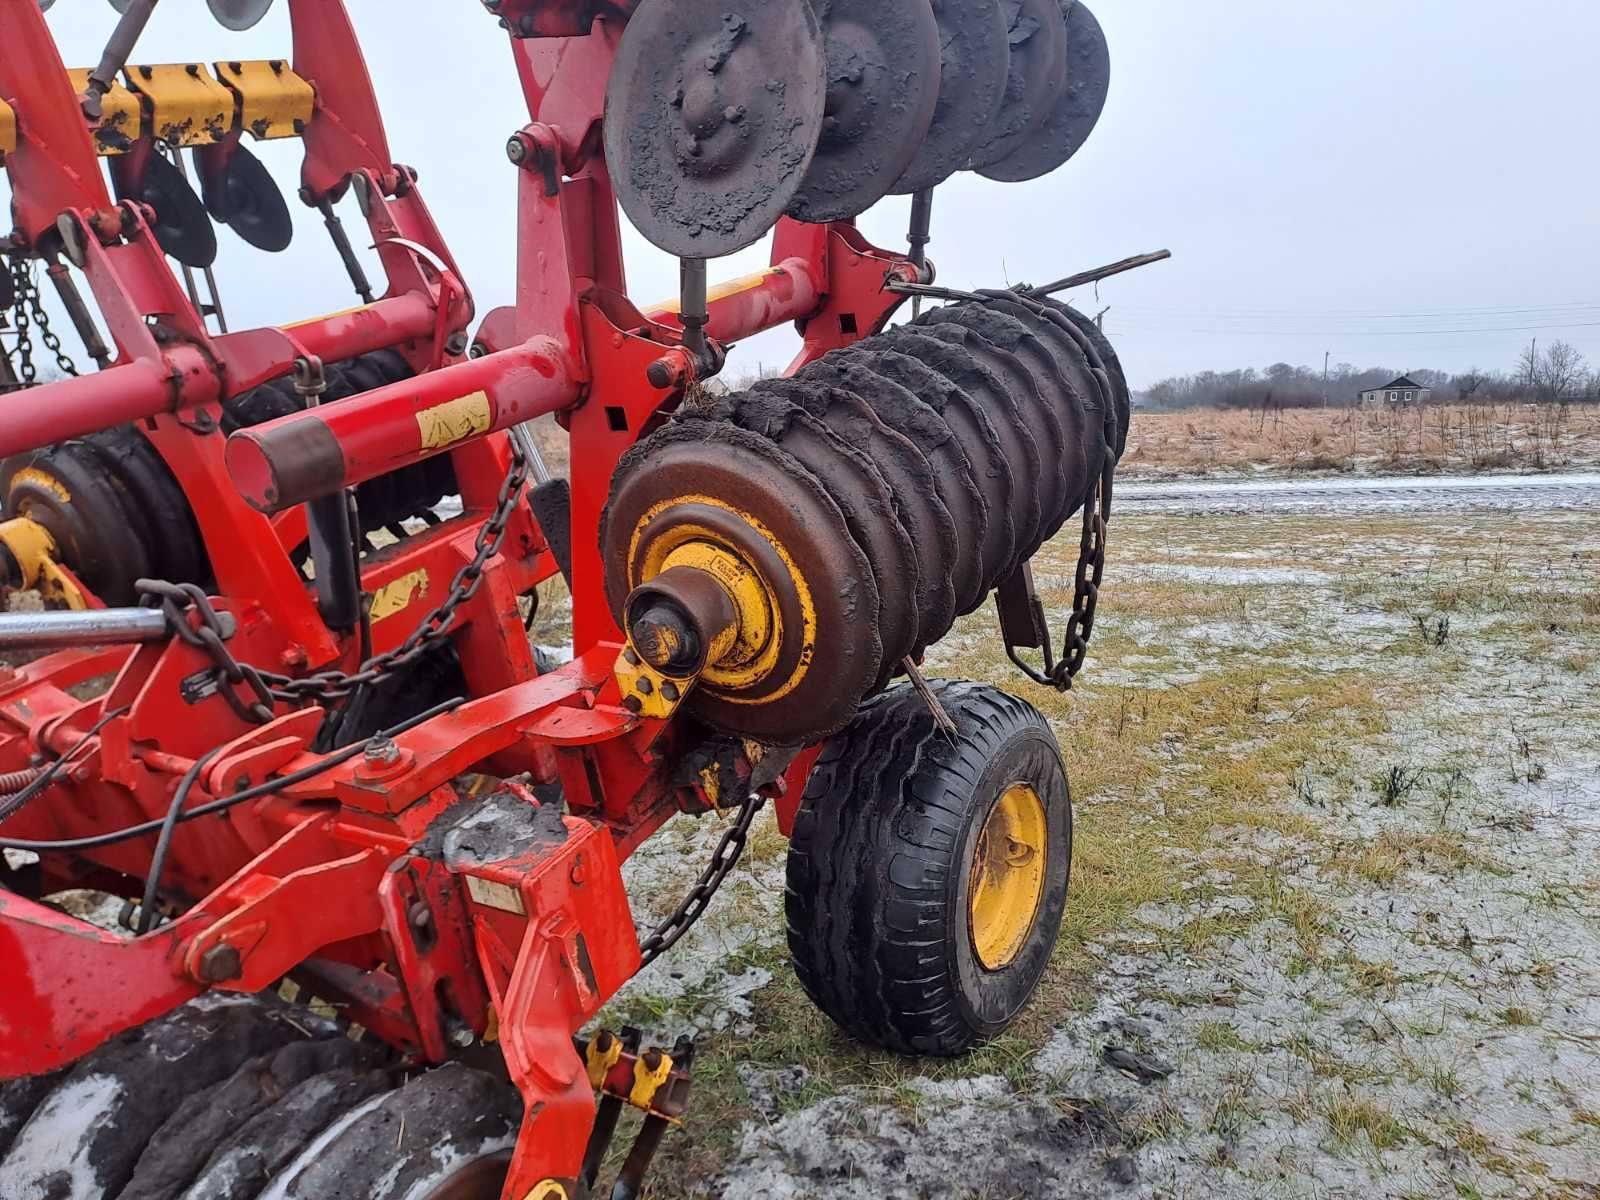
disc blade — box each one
[785,0,942,223]
[217,145,294,252]
[117,153,218,269]
[980,0,1109,181]
[965,0,1067,170]
[207,0,274,30]
[890,0,1010,194]
[605,0,827,258]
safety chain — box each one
[639,793,763,968]
[4,256,79,387]
[1051,464,1112,689]
[143,439,530,719]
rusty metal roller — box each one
[754,375,957,654]
[602,299,1125,742]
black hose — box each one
[0,706,132,825]
[134,745,224,935]
[0,697,464,856]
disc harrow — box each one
[609,0,1112,252]
[0,1,1153,1194]
[602,294,1129,743]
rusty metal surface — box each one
[892,0,1010,193]
[719,378,920,679]
[980,0,1110,181]
[967,0,1067,169]
[604,0,827,257]
[602,420,883,743]
[787,0,942,222]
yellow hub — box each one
[968,783,1048,971]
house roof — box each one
[1373,375,1425,391]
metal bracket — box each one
[67,68,142,156]
[123,63,234,146]
[214,59,315,141]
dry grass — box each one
[1122,402,1600,478]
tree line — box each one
[1138,339,1599,411]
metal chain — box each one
[5,256,79,386]
[143,439,530,719]
[639,794,763,968]
[1050,465,1111,689]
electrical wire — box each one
[134,745,224,935]
[0,705,132,825]
[0,697,465,855]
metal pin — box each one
[901,657,958,744]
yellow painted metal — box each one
[213,59,315,141]
[0,518,88,611]
[627,495,817,705]
[523,1183,570,1200]
[627,1050,674,1110]
[0,96,16,161]
[67,68,143,155]
[123,63,235,146]
[968,783,1048,971]
[612,647,684,721]
[584,1034,623,1090]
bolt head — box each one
[198,942,243,984]
[364,737,401,767]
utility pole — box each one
[1322,351,1330,408]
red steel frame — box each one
[0,4,922,1195]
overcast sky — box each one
[21,0,1600,390]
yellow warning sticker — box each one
[368,569,428,623]
[416,390,492,452]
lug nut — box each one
[364,737,401,767]
[198,942,243,984]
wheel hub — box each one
[969,781,1048,970]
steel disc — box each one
[201,143,294,252]
[980,1,1108,181]
[115,151,218,269]
[966,0,1067,170]
[891,0,1010,194]
[785,0,942,223]
[207,0,275,31]
[604,0,827,258]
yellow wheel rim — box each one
[968,783,1048,971]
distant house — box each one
[1358,375,1432,407]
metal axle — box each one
[0,607,176,650]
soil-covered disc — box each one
[605,0,827,257]
[965,0,1067,170]
[786,0,942,222]
[979,0,1110,182]
[891,0,1011,194]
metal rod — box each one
[45,260,113,370]
[678,257,709,366]
[318,197,376,305]
[509,422,553,487]
[906,189,934,319]
[167,149,229,334]
[0,608,173,650]
[1027,249,1173,298]
[83,0,160,121]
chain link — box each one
[4,256,79,386]
[639,794,763,968]
[143,438,530,720]
[1049,465,1111,689]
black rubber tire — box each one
[785,681,1072,1057]
[0,995,523,1200]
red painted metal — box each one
[0,6,923,1196]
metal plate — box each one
[891,0,1010,194]
[604,0,827,258]
[207,0,275,31]
[980,1,1108,181]
[786,0,942,223]
[965,0,1067,170]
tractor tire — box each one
[785,681,1072,1057]
[0,994,523,1200]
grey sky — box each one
[23,1,1600,389]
